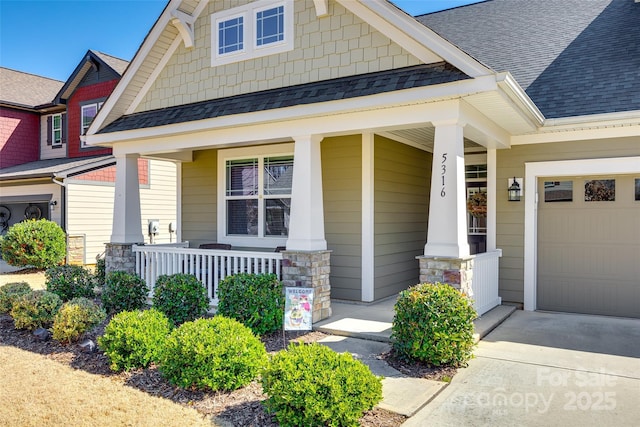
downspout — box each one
[51,177,68,264]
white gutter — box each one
[495,72,545,127]
[543,110,640,129]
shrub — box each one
[101,271,148,314]
[45,265,95,302]
[262,343,383,427]
[98,309,172,372]
[0,219,66,268]
[217,273,284,335]
[0,282,31,313]
[51,297,106,344]
[94,257,106,287]
[152,274,209,325]
[158,316,267,391]
[11,290,62,330]
[391,282,477,367]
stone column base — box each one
[281,250,331,323]
[417,255,474,299]
[105,243,138,275]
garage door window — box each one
[544,181,573,202]
[584,179,615,202]
[635,179,640,201]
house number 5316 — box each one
[440,153,447,197]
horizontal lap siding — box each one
[66,159,177,264]
[322,136,362,301]
[181,150,217,247]
[496,136,640,304]
[374,136,430,300]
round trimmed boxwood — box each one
[158,316,267,391]
[98,309,173,372]
[391,282,477,367]
[0,282,31,313]
[152,273,209,325]
[0,219,66,268]
[216,273,284,335]
[51,297,106,344]
[10,290,62,330]
[45,265,95,302]
[101,271,148,315]
[261,343,383,427]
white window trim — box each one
[51,113,63,146]
[217,143,294,248]
[80,101,103,147]
[211,0,293,67]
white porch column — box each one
[286,135,327,251]
[424,122,470,258]
[110,153,144,244]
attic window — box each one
[211,0,293,67]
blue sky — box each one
[0,0,481,82]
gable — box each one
[134,0,424,113]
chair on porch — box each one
[199,243,232,250]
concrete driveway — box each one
[403,310,640,427]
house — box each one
[86,0,639,321]
[0,51,178,265]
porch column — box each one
[424,122,469,258]
[419,121,473,297]
[282,135,331,322]
[286,135,327,251]
[106,153,143,274]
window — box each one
[218,145,294,247]
[584,179,615,202]
[211,0,293,67]
[52,114,63,146]
[544,181,573,202]
[80,101,104,147]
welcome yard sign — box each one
[284,287,313,331]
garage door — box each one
[537,175,640,318]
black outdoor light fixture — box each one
[508,177,521,202]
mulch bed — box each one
[0,313,422,426]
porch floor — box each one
[314,297,517,343]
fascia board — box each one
[512,123,640,145]
[495,72,545,127]
[338,0,491,78]
[86,76,498,147]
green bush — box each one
[51,297,106,343]
[0,219,66,269]
[0,282,31,313]
[45,265,95,302]
[152,274,209,325]
[98,309,172,372]
[391,282,477,367]
[217,273,284,335]
[94,257,106,287]
[101,271,148,315]
[11,290,62,330]
[262,343,383,427]
[158,316,267,391]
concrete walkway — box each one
[402,310,640,426]
[314,298,516,417]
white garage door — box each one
[537,175,640,318]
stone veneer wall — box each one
[105,243,136,275]
[281,250,332,323]
[417,255,474,299]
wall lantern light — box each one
[508,177,522,202]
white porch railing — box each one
[471,249,502,316]
[132,244,283,303]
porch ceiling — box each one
[380,126,484,153]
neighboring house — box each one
[87,0,639,320]
[0,50,178,265]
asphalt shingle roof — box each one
[416,0,640,118]
[99,62,469,133]
[0,156,113,181]
[0,67,64,108]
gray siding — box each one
[322,135,362,301]
[374,136,430,300]
[496,136,640,304]
[181,149,218,247]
